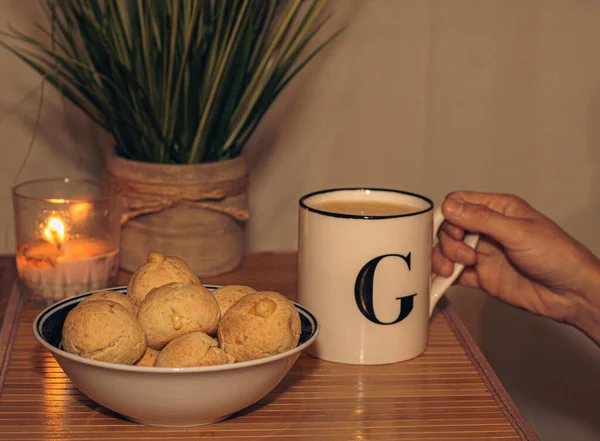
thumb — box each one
[442,197,521,245]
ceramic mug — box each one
[297,188,479,365]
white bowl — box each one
[33,286,319,427]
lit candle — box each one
[13,178,121,308]
[16,214,120,307]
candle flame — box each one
[43,217,66,248]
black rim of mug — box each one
[298,187,434,220]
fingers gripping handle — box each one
[430,206,479,316]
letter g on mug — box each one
[354,253,416,326]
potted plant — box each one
[1,0,339,276]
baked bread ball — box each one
[154,332,234,368]
[80,291,138,316]
[137,282,220,349]
[62,300,146,364]
[212,285,256,316]
[127,252,199,305]
[134,347,160,367]
[217,291,301,362]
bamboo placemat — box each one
[0,289,538,441]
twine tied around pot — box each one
[110,175,249,226]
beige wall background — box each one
[1,1,599,440]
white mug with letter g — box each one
[297,188,479,365]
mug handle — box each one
[429,206,480,316]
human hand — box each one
[433,191,600,343]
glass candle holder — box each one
[13,178,121,308]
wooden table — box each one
[0,253,539,441]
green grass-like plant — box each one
[1,0,339,163]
